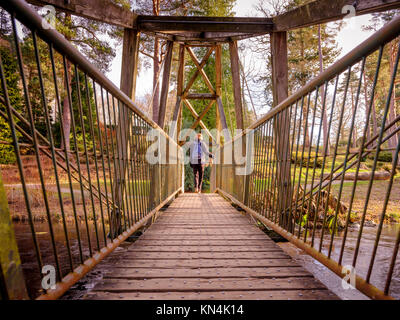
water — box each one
[279,224,400,300]
[13,220,110,299]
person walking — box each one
[189,133,213,193]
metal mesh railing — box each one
[214,16,400,300]
[0,0,183,299]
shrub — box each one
[0,117,16,164]
[291,152,323,168]
[367,151,392,163]
[184,163,211,192]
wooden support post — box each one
[158,40,174,130]
[0,168,28,299]
[215,45,223,145]
[216,97,229,140]
[229,40,244,130]
[173,44,185,142]
[271,31,292,227]
[112,28,139,237]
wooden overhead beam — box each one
[136,16,273,33]
[273,0,400,31]
[26,0,136,28]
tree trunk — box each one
[318,25,330,155]
[61,44,72,152]
[350,83,358,148]
[362,71,371,142]
[388,42,399,165]
[300,31,310,148]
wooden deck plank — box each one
[100,258,297,269]
[84,193,339,300]
[93,277,328,292]
[103,267,313,278]
[121,252,288,259]
[85,289,338,300]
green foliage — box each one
[291,152,323,168]
[0,46,24,113]
[184,164,194,192]
[0,117,16,164]
[181,0,236,136]
[0,45,24,164]
[366,151,393,163]
[73,133,93,153]
[184,163,211,192]
[68,70,98,150]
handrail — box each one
[213,15,400,300]
[0,0,183,300]
[249,15,400,130]
[1,0,177,145]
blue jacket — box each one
[188,139,213,165]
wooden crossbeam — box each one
[182,47,214,97]
[190,100,216,130]
[26,0,136,28]
[186,47,216,95]
[136,16,273,33]
[182,99,217,145]
[186,93,217,100]
[273,0,400,31]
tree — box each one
[39,0,131,152]
[253,0,342,150]
[363,10,400,165]
[0,44,24,164]
[135,0,201,123]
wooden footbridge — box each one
[85,194,337,300]
[1,0,400,301]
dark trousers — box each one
[192,163,204,190]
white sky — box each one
[105,0,375,101]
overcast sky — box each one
[105,0,375,108]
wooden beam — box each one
[137,16,273,33]
[172,44,185,141]
[158,41,174,130]
[26,0,136,28]
[120,29,140,99]
[186,93,217,100]
[215,45,222,96]
[111,28,140,235]
[229,41,244,130]
[215,45,222,145]
[190,100,215,130]
[186,47,216,94]
[273,0,400,31]
[216,97,229,133]
[270,31,291,227]
[182,99,217,145]
[182,47,214,96]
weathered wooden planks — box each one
[85,193,339,300]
